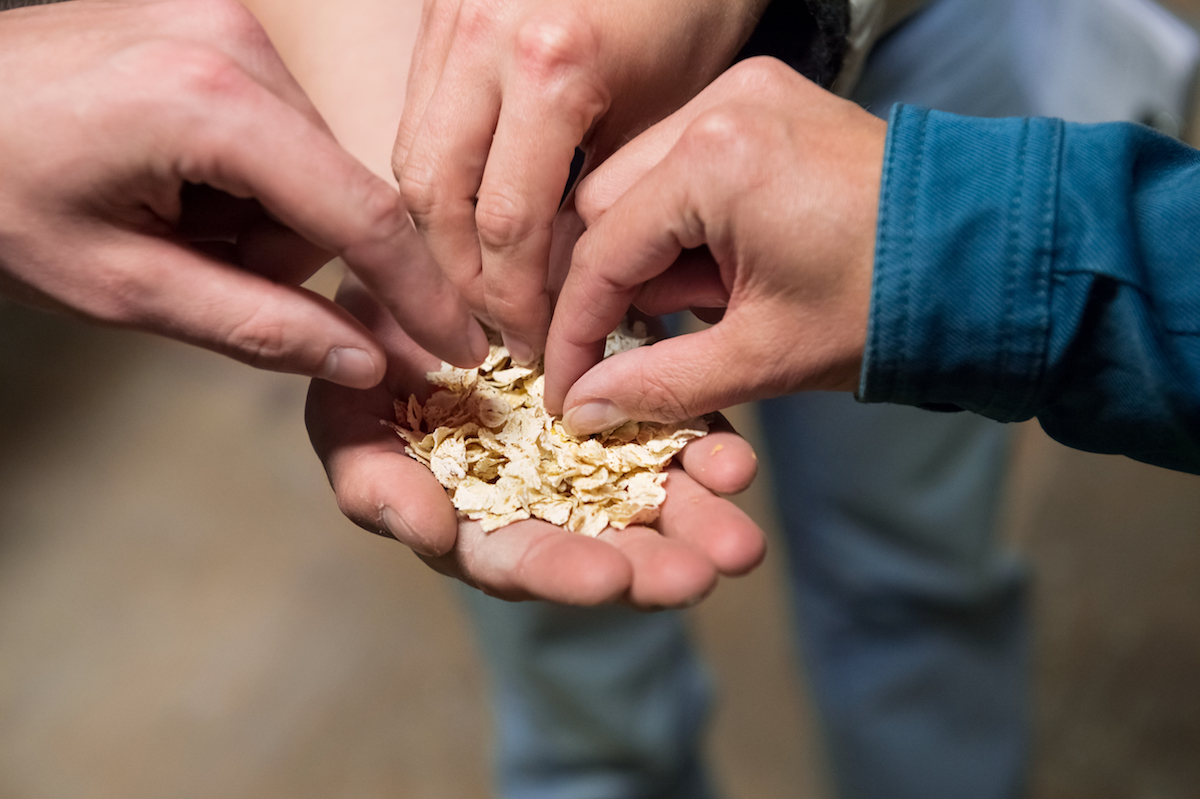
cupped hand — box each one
[393,0,771,366]
[544,57,888,434]
[0,0,486,386]
[307,275,766,608]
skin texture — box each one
[393,0,772,365]
[307,275,765,607]
[239,0,769,607]
[0,0,487,387]
[544,58,887,435]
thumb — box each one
[561,321,772,436]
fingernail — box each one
[382,506,439,557]
[502,332,536,366]
[564,400,629,436]
[467,320,491,364]
[321,347,379,388]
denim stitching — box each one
[896,108,926,404]
[1023,120,1062,417]
[989,120,1028,418]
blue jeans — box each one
[461,400,1024,799]
[458,0,1196,796]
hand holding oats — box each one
[307,276,766,608]
[389,323,707,537]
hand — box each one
[544,57,888,434]
[394,0,770,365]
[307,274,766,608]
[0,0,486,387]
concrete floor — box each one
[3,280,1200,799]
[3,2,1200,797]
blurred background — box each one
[3,1,1200,797]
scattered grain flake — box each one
[386,323,708,535]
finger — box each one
[476,24,609,363]
[572,62,785,227]
[559,321,780,435]
[597,525,718,609]
[546,194,586,304]
[422,520,634,605]
[171,63,489,367]
[573,88,699,226]
[306,377,459,556]
[99,232,386,388]
[656,465,766,577]
[333,273,448,395]
[544,141,700,414]
[393,0,462,176]
[397,32,502,312]
[632,248,728,317]
[677,426,758,496]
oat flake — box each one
[386,324,708,536]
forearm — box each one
[238,0,421,181]
[861,105,1200,473]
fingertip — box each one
[440,315,491,368]
[657,469,767,577]
[501,331,537,368]
[562,399,630,438]
[679,431,759,495]
[415,302,492,369]
[565,550,634,605]
[514,532,632,605]
[319,345,386,389]
[705,517,767,576]
[601,527,719,609]
[468,317,492,363]
[334,449,460,558]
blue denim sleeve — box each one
[859,104,1200,473]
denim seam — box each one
[864,111,896,400]
[1021,120,1062,418]
[985,120,1028,419]
[896,109,926,405]
[864,105,914,402]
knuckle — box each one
[685,108,751,154]
[222,300,291,368]
[185,0,272,51]
[337,177,407,259]
[681,108,774,189]
[726,55,793,93]
[397,157,442,223]
[456,0,502,43]
[354,179,406,241]
[85,262,156,327]
[160,43,249,105]
[513,10,598,80]
[475,189,540,252]
[483,283,547,330]
[513,12,608,125]
[635,365,695,422]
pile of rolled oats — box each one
[387,324,708,536]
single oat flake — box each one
[386,324,708,536]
